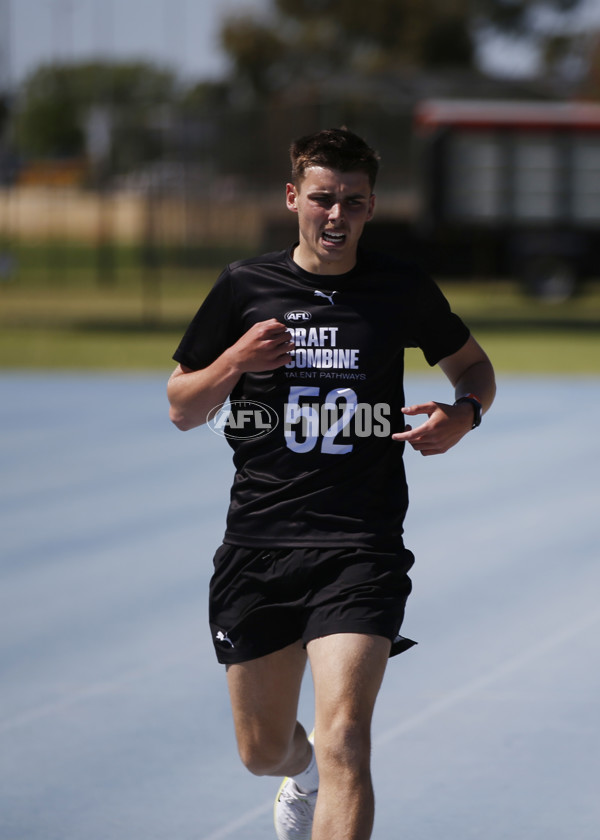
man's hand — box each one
[168,319,293,431]
[226,319,294,373]
[392,400,475,456]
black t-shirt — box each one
[173,245,470,549]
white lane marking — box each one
[3,607,597,837]
[199,802,273,840]
[0,652,195,735]
[197,606,600,840]
[374,606,600,748]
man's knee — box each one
[237,734,291,776]
[317,716,371,778]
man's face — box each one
[286,166,375,275]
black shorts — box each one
[209,544,416,665]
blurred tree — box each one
[474,0,596,91]
[220,0,474,98]
[220,0,585,98]
[180,80,231,113]
[14,61,178,169]
[16,67,82,156]
[475,0,581,31]
[0,92,9,137]
[576,32,600,100]
[221,14,287,97]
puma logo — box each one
[216,631,235,648]
[314,290,337,305]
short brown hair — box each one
[290,128,379,190]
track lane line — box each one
[198,606,600,840]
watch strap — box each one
[454,394,482,428]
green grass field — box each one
[1,245,598,374]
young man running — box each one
[168,128,496,840]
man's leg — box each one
[307,633,391,840]
[226,640,312,778]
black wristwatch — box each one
[454,394,482,429]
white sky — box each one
[4,0,600,88]
[4,0,269,87]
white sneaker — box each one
[274,778,317,840]
[274,730,317,840]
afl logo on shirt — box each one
[207,400,279,440]
[285,310,312,322]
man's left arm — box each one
[392,336,496,456]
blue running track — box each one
[1,373,599,840]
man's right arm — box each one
[167,319,293,431]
